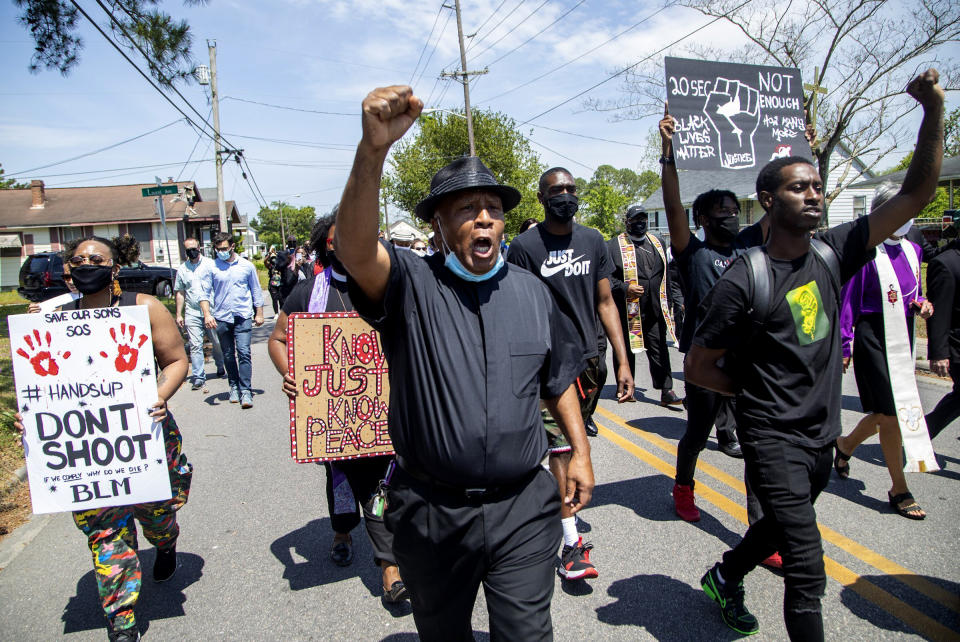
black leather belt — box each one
[395,457,536,501]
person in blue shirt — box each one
[198,231,264,408]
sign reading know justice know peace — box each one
[287,313,393,463]
[8,305,171,514]
[664,56,813,171]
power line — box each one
[469,0,551,61]
[483,0,585,67]
[37,159,209,180]
[177,108,213,181]
[466,0,526,52]
[7,120,184,177]
[409,3,447,84]
[529,123,644,147]
[413,9,454,90]
[67,1,222,149]
[519,1,746,124]
[221,96,355,116]
[475,1,673,106]
[525,137,595,173]
[223,132,355,150]
[240,155,269,209]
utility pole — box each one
[382,193,391,240]
[441,0,488,156]
[276,201,286,245]
[208,40,229,233]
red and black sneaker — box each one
[559,537,599,580]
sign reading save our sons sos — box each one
[8,305,171,514]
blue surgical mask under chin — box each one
[437,222,504,282]
[445,250,504,282]
[217,250,231,261]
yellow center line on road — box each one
[594,406,958,612]
[593,416,959,641]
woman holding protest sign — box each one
[267,212,408,604]
[15,234,191,642]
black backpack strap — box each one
[809,238,841,300]
[743,246,772,328]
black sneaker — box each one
[701,563,759,635]
[558,537,598,580]
[153,546,177,582]
[108,626,141,641]
[584,418,599,437]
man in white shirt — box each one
[175,237,225,390]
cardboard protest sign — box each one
[287,312,393,463]
[8,305,171,514]
[664,56,812,170]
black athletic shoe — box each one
[584,418,599,437]
[153,546,178,582]
[718,440,744,458]
[701,563,759,636]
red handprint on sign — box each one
[100,323,148,373]
[16,329,71,376]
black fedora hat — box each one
[414,156,522,221]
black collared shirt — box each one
[350,242,582,487]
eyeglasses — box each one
[68,254,112,267]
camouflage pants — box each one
[71,413,193,631]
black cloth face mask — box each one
[69,265,114,295]
[706,215,740,243]
[627,220,648,238]
[185,247,200,260]
[544,193,579,222]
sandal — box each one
[888,491,926,520]
[833,440,852,480]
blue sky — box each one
[0,0,955,221]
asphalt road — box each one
[0,309,958,641]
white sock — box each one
[561,517,579,547]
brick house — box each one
[0,179,241,289]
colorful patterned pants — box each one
[71,414,192,632]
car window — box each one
[27,256,50,273]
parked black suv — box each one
[18,253,177,301]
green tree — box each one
[885,107,960,174]
[384,110,544,237]
[14,0,206,84]
[250,202,316,250]
[575,165,660,238]
[0,164,28,189]
[580,179,630,238]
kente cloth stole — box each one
[617,234,677,354]
[618,234,645,353]
[874,240,938,473]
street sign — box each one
[141,185,178,197]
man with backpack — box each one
[685,69,943,640]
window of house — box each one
[60,227,83,243]
[127,223,153,262]
[853,195,866,218]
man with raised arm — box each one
[686,70,943,640]
[334,85,593,641]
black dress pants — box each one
[675,383,738,486]
[322,456,396,565]
[385,467,561,642]
[617,299,673,391]
[719,438,832,642]
[927,359,960,440]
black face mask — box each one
[706,215,740,243]
[627,220,648,238]
[69,265,114,295]
[544,193,579,222]
[328,253,347,275]
[185,247,200,260]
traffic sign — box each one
[141,185,178,197]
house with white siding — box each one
[0,179,241,290]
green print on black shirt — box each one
[785,280,829,345]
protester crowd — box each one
[12,69,960,642]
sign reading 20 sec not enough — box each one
[287,312,394,463]
[664,57,812,171]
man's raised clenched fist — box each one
[361,85,424,152]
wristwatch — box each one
[659,155,675,165]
